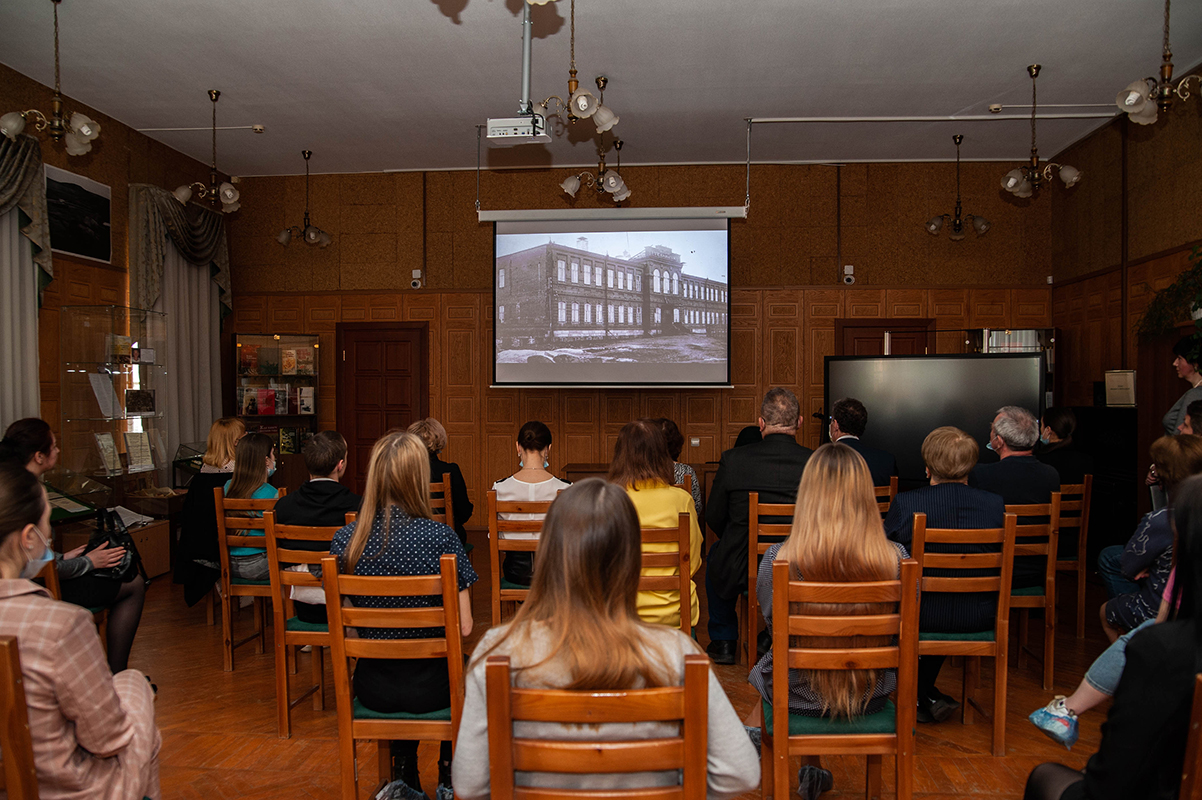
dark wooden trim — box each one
[833,318,935,356]
[232,284,1054,299]
[1051,263,1122,289]
[1121,119,1129,368]
[1128,237,1202,269]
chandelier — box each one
[0,0,100,155]
[1115,0,1200,125]
[530,0,619,135]
[926,135,990,240]
[172,91,241,213]
[560,133,631,202]
[1000,65,1082,199]
[277,150,331,248]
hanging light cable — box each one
[1001,65,1082,199]
[927,135,990,239]
[172,91,241,213]
[1115,0,1201,125]
[277,150,332,247]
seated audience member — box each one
[222,433,279,582]
[828,397,898,487]
[408,418,473,545]
[885,426,1004,723]
[330,431,476,800]
[454,478,759,799]
[0,464,161,797]
[490,420,569,586]
[705,388,813,664]
[272,431,361,624]
[1035,407,1095,485]
[656,417,703,518]
[734,425,763,448]
[1022,473,1202,800]
[748,443,907,797]
[176,417,249,606]
[608,420,703,629]
[1097,434,1202,642]
[1176,399,1202,435]
[1,418,145,673]
[969,405,1060,589]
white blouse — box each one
[490,475,570,539]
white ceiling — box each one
[2,0,1201,177]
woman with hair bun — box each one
[0,463,160,798]
[489,421,570,586]
[408,418,474,545]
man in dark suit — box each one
[970,405,1060,589]
[829,397,898,487]
[274,431,362,623]
[704,387,813,664]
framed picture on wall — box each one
[44,165,111,264]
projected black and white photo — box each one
[494,227,730,386]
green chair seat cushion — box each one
[353,698,451,721]
[464,542,474,553]
[286,617,328,633]
[1012,586,1045,597]
[500,578,530,591]
[919,630,995,642]
[230,577,270,586]
[762,699,896,735]
[87,606,107,616]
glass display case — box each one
[234,333,320,456]
[59,306,169,500]
[172,441,207,489]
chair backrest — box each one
[320,553,465,723]
[1057,476,1093,554]
[674,473,693,498]
[1181,673,1202,800]
[874,476,899,514]
[639,513,692,634]
[910,513,1018,633]
[0,636,38,800]
[485,652,710,800]
[36,559,61,601]
[263,511,342,616]
[1005,494,1062,594]
[769,558,919,740]
[214,487,282,574]
[748,492,794,650]
[430,474,454,529]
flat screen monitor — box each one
[493,214,731,386]
[824,353,1046,485]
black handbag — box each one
[83,509,147,583]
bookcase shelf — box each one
[234,333,320,455]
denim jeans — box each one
[1097,545,1139,600]
[1084,618,1156,695]
[229,552,269,582]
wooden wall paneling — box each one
[340,294,403,323]
[266,296,305,334]
[403,293,441,421]
[561,392,601,467]
[685,392,721,464]
[763,289,804,451]
[845,288,886,319]
[968,288,1009,329]
[231,294,268,333]
[601,391,639,459]
[439,293,482,509]
[930,288,969,354]
[886,289,928,319]
[803,289,843,448]
[1010,288,1052,328]
[726,289,765,450]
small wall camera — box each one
[842,264,855,285]
[410,269,422,290]
[842,274,856,285]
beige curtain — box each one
[0,209,41,424]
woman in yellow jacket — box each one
[608,419,703,629]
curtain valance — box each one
[0,135,52,293]
[129,184,231,314]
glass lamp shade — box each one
[972,215,991,235]
[526,0,556,4]
[1129,101,1158,126]
[1058,164,1082,187]
[949,228,966,242]
[172,185,193,205]
[69,112,100,141]
[592,104,619,133]
[0,111,27,140]
[63,131,92,156]
[218,182,240,205]
[317,231,332,248]
[925,215,945,234]
[1116,80,1151,114]
[601,172,626,194]
[560,175,581,197]
[612,186,632,202]
[303,225,322,245]
[277,228,293,246]
[568,89,599,118]
[1014,180,1034,199]
[1001,168,1026,193]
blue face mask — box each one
[267,462,277,478]
[20,528,53,580]
[985,441,995,452]
[1039,435,1051,445]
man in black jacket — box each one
[828,397,898,488]
[704,387,813,664]
[274,431,362,533]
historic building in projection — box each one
[495,239,728,347]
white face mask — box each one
[20,527,52,580]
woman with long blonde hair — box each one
[453,478,759,798]
[329,430,476,800]
[748,443,905,799]
[201,417,245,472]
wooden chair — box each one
[911,512,1018,756]
[36,560,108,653]
[486,490,551,625]
[1181,673,1202,800]
[429,473,455,529]
[639,512,693,634]
[264,511,344,738]
[874,475,899,515]
[1007,494,1062,691]
[0,636,38,800]
[322,554,465,800]
[744,493,793,666]
[761,558,919,800]
[1055,476,1094,639]
[214,487,283,672]
[484,652,711,799]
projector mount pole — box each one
[519,2,533,115]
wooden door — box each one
[336,323,430,494]
[835,319,934,356]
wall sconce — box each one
[1000,65,1082,198]
[926,135,990,240]
[277,150,331,248]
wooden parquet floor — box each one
[137,528,1101,799]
